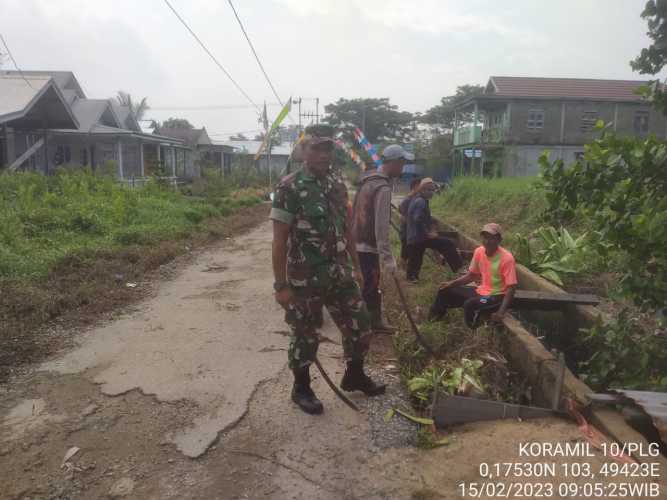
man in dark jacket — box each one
[398,177,422,263]
[405,178,462,282]
[352,144,413,332]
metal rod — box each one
[313,357,359,412]
[392,275,435,355]
[552,351,566,411]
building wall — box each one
[4,129,198,179]
[507,100,563,145]
[256,154,288,174]
[614,102,667,139]
[501,145,585,177]
[506,99,666,146]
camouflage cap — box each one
[304,124,335,145]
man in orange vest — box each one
[429,223,517,328]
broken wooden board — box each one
[432,394,559,428]
[513,290,600,309]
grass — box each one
[0,168,268,380]
[0,170,264,280]
[429,176,547,242]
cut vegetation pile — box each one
[0,169,267,380]
[383,228,531,422]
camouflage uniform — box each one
[270,169,371,370]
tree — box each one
[631,0,667,113]
[229,133,248,141]
[323,98,414,143]
[420,84,485,131]
[414,133,453,179]
[160,117,195,129]
[116,91,150,121]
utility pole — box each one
[361,106,366,135]
[293,97,320,132]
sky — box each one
[0,0,660,140]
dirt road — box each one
[2,210,662,499]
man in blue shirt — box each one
[405,178,462,282]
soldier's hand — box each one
[274,287,294,308]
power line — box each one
[0,33,34,89]
[227,0,283,106]
[163,0,261,114]
[208,128,263,137]
[151,102,282,111]
[226,0,297,125]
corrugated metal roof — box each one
[0,75,50,118]
[0,70,85,98]
[487,76,649,101]
[0,75,78,129]
[614,390,667,444]
[219,140,292,156]
[111,103,141,132]
[62,89,78,105]
[70,99,111,132]
[155,127,209,146]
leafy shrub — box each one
[512,226,590,286]
[540,123,667,308]
[578,309,667,391]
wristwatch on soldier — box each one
[273,281,289,292]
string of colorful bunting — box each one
[353,127,382,169]
[335,139,366,171]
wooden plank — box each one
[513,290,600,308]
[8,137,44,172]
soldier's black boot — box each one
[291,365,323,415]
[340,359,386,396]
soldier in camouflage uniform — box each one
[270,124,386,415]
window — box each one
[81,148,88,165]
[527,109,544,130]
[54,145,71,165]
[634,110,649,134]
[581,111,598,132]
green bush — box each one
[0,169,260,280]
[578,309,667,391]
[540,123,667,309]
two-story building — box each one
[452,76,666,176]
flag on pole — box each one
[261,101,269,132]
[255,98,292,160]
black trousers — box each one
[429,286,503,328]
[358,252,381,311]
[406,237,463,280]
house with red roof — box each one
[452,76,666,176]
